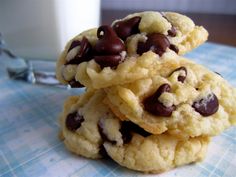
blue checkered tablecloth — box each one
[0,42,236,177]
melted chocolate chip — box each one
[120,126,132,144]
[68,40,81,51]
[152,84,171,99]
[192,93,219,116]
[162,15,177,37]
[169,44,179,54]
[113,16,141,40]
[98,119,116,144]
[66,112,84,131]
[137,33,170,56]
[95,25,125,55]
[94,55,122,68]
[143,84,175,116]
[94,26,125,68]
[68,79,84,88]
[145,101,175,117]
[66,37,93,65]
[167,26,177,37]
[120,121,151,144]
[169,66,187,83]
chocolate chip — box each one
[137,33,170,56]
[68,79,84,88]
[167,26,177,37]
[68,40,81,51]
[66,112,84,131]
[143,84,175,116]
[169,44,179,54]
[120,121,151,144]
[192,93,219,116]
[145,101,175,117]
[152,84,171,99]
[162,15,177,37]
[113,16,141,40]
[120,125,132,144]
[94,55,122,68]
[169,66,187,83]
[66,37,93,65]
[137,42,147,55]
[98,119,116,144]
[94,26,125,68]
[94,25,125,55]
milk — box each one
[0,0,101,60]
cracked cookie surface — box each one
[56,11,208,89]
[59,91,210,173]
[99,116,209,173]
[59,90,113,158]
[105,57,236,138]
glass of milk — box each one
[0,0,100,85]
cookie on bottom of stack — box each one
[59,90,210,173]
[99,116,209,173]
[59,90,104,159]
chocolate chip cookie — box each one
[59,90,113,159]
[56,11,208,89]
[59,90,210,173]
[105,57,236,138]
[99,116,209,173]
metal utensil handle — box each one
[0,32,68,88]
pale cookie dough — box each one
[105,57,236,138]
[59,90,115,159]
[99,116,209,173]
[56,28,97,86]
[56,11,208,89]
[77,51,179,89]
[113,11,208,56]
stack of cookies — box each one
[56,11,236,173]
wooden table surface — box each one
[102,9,236,47]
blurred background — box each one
[0,0,236,61]
[101,0,236,46]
